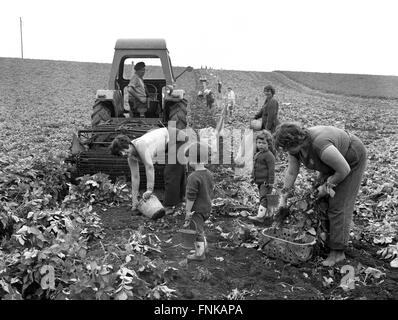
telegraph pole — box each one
[20,17,24,59]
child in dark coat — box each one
[249,130,276,223]
[184,142,214,261]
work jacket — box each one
[252,150,275,185]
[254,97,280,133]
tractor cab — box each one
[91,39,191,128]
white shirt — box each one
[227,90,236,105]
[128,73,146,103]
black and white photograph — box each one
[1,0,397,309]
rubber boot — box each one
[187,242,206,261]
[204,236,209,254]
[249,205,266,223]
[191,238,208,253]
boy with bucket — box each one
[248,130,277,223]
[183,141,214,261]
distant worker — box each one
[226,87,236,119]
[253,97,259,108]
[127,61,148,118]
[131,61,135,77]
[254,85,280,133]
[217,80,222,94]
[204,89,215,109]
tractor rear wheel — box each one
[168,101,187,129]
[91,102,112,127]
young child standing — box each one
[184,142,214,261]
[249,130,276,223]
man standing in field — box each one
[204,89,215,109]
[217,80,222,94]
[127,61,148,118]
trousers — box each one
[258,183,273,208]
[163,163,186,207]
[188,212,206,242]
[327,133,367,250]
[129,96,147,118]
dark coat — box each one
[252,150,276,185]
[254,97,280,133]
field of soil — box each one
[277,70,398,100]
[1,57,398,300]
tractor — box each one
[68,38,193,188]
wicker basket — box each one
[259,227,316,264]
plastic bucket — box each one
[250,119,262,131]
[137,194,165,220]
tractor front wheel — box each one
[168,101,187,129]
[91,102,112,127]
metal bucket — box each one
[137,194,165,220]
[176,220,197,249]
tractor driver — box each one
[127,61,148,117]
[109,125,187,214]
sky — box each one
[1,0,398,76]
